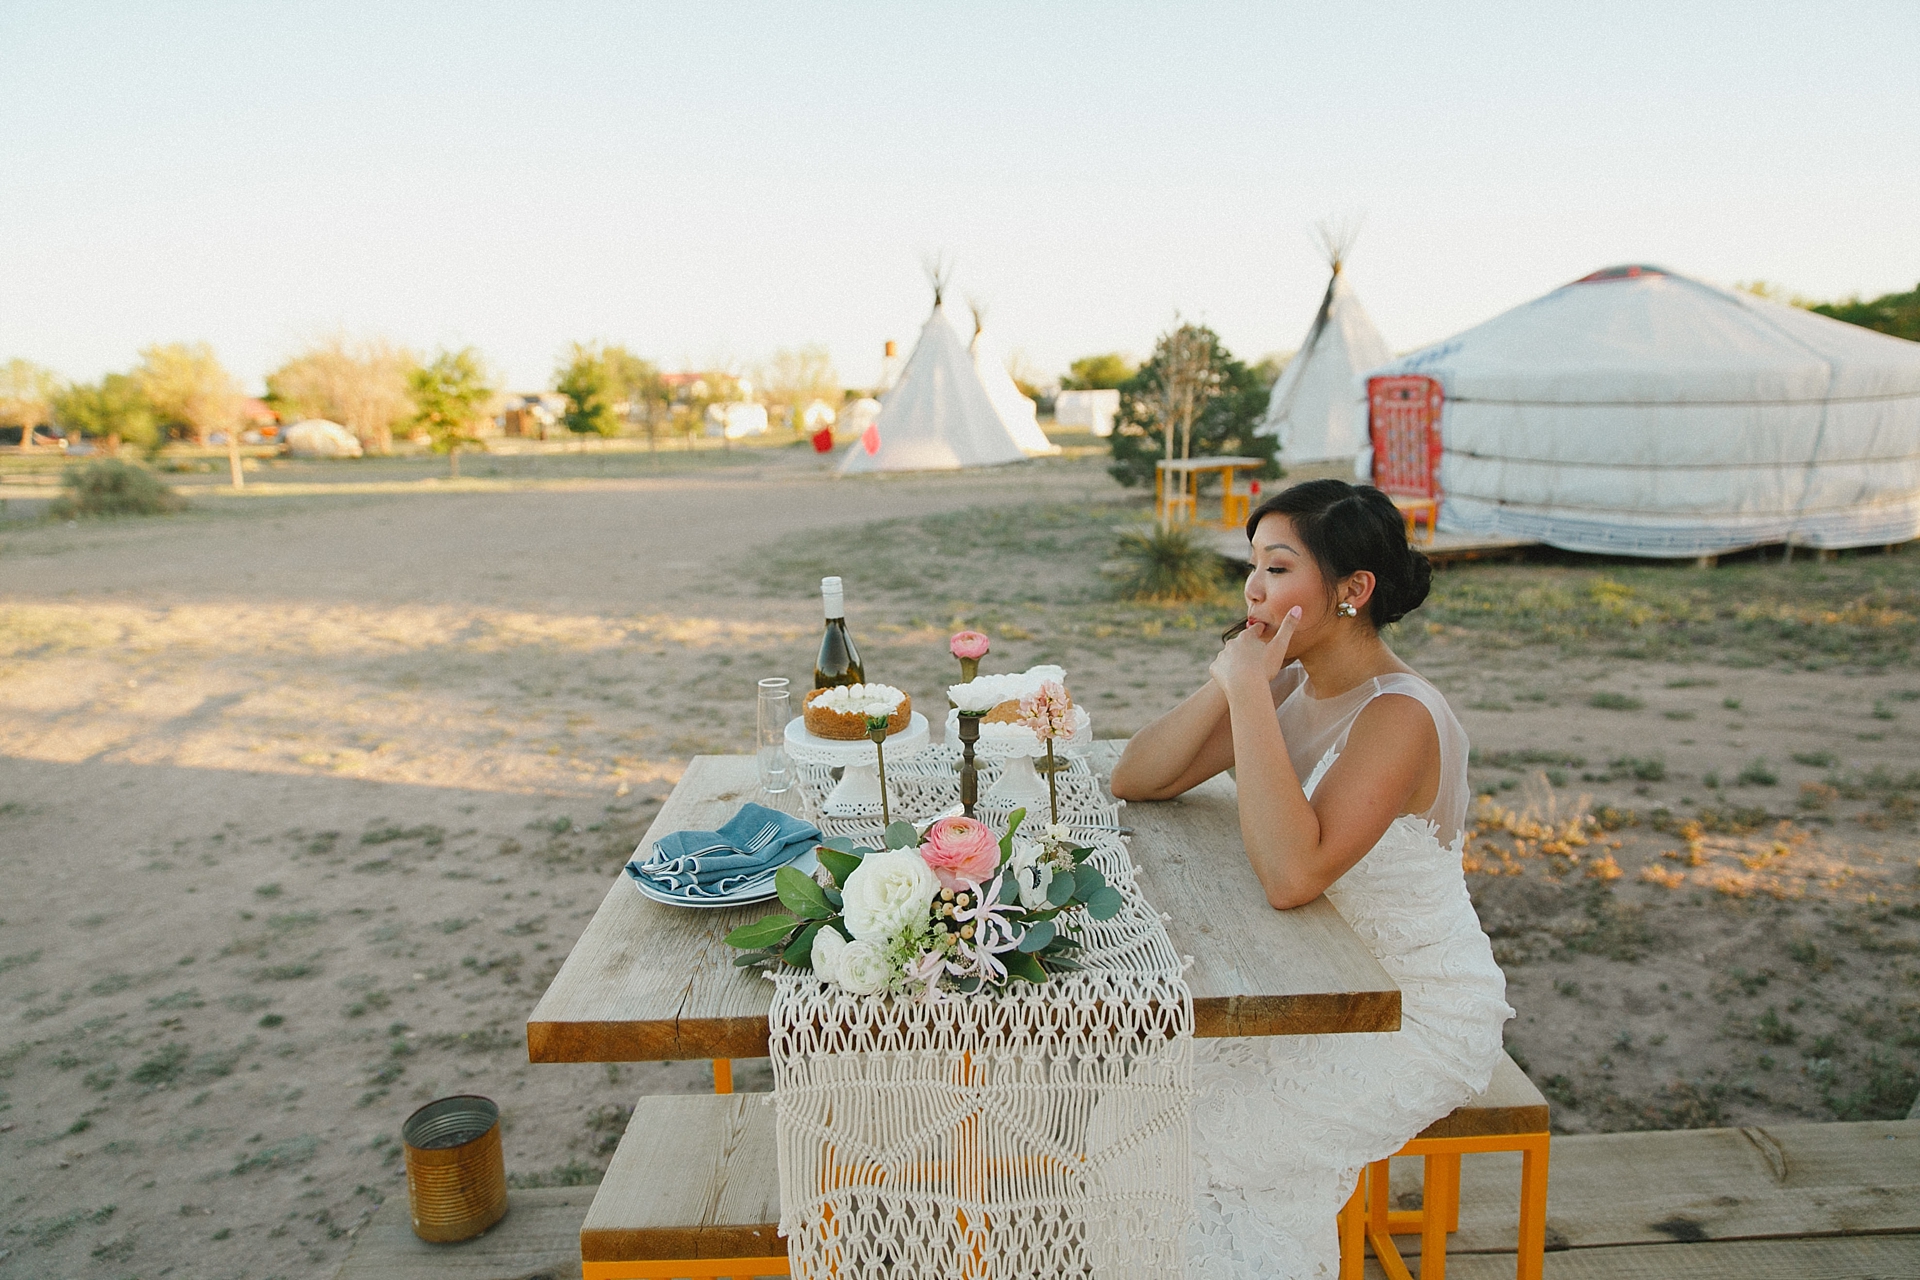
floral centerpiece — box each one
[725,811,1122,996]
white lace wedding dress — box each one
[1186,666,1513,1278]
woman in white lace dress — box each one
[1110,480,1512,1278]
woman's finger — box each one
[1264,605,1303,677]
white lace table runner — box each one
[767,821,1194,1279]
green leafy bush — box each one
[49,460,184,518]
[1113,524,1229,603]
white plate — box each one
[627,845,820,910]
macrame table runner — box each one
[767,818,1195,1279]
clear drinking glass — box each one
[756,678,793,794]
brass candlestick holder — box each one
[865,718,892,827]
[1036,737,1062,826]
[956,712,983,818]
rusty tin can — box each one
[401,1094,508,1243]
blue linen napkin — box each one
[625,802,821,901]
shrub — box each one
[1588,692,1643,711]
[1113,524,1227,603]
[1737,758,1780,787]
[49,460,185,519]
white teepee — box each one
[1255,231,1392,467]
[839,277,1028,474]
[968,304,1060,456]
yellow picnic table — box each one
[1155,455,1264,529]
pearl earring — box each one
[1337,602,1358,618]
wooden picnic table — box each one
[529,744,1397,1062]
[1154,455,1265,529]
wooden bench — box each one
[580,1094,787,1280]
[1339,1051,1551,1280]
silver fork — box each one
[738,820,780,855]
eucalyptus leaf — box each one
[1084,886,1124,921]
[1071,865,1108,901]
[783,921,824,968]
[998,874,1021,906]
[821,836,864,854]
[1070,844,1096,865]
[816,847,862,888]
[1001,950,1048,984]
[724,913,800,949]
[1042,955,1084,972]
[1046,867,1077,907]
[776,866,834,920]
[884,820,919,850]
[1017,920,1056,953]
[821,885,844,910]
[734,952,772,968]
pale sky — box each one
[3,2,1917,394]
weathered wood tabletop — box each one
[527,747,1399,1063]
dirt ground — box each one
[1,444,1916,1278]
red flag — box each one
[861,423,881,455]
[811,426,834,453]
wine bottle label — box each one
[820,576,845,619]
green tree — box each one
[1809,283,1920,343]
[1060,353,1135,391]
[555,343,619,436]
[1108,323,1274,491]
[555,343,664,438]
[408,348,495,476]
[136,342,247,487]
[52,373,160,452]
[0,358,62,434]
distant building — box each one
[498,392,568,439]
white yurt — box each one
[968,307,1060,456]
[839,291,1027,474]
[283,419,363,458]
[1255,251,1392,468]
[1055,389,1119,437]
[1368,265,1920,556]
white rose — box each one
[835,939,893,995]
[1009,838,1054,911]
[809,926,847,984]
[840,849,939,943]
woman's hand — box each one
[1210,605,1300,697]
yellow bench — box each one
[1339,1051,1551,1280]
[580,1093,787,1280]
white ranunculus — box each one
[810,925,847,984]
[1008,838,1054,911]
[835,939,893,995]
[840,849,939,942]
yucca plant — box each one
[1114,523,1226,603]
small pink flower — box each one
[1017,680,1072,741]
[949,630,990,660]
[919,816,1001,890]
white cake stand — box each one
[785,712,931,818]
[944,706,1092,807]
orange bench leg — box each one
[712,1059,733,1094]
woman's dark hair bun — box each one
[1242,479,1432,628]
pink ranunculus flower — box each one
[918,816,1001,890]
[1017,679,1073,741]
[949,630,990,660]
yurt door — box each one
[1367,375,1444,542]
